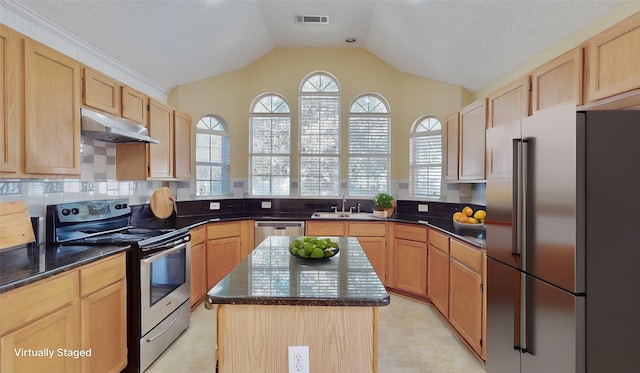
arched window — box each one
[249,93,291,195]
[410,116,442,198]
[348,94,390,196]
[298,72,341,196]
[195,115,230,196]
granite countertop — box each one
[0,243,129,294]
[207,236,390,307]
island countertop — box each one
[207,236,390,307]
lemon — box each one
[458,215,469,223]
[462,206,473,217]
[467,217,478,224]
[473,209,486,220]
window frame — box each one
[409,116,443,199]
[194,114,230,197]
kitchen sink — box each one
[311,212,382,220]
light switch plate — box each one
[261,201,272,209]
[209,202,220,210]
[418,204,429,212]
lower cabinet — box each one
[207,236,241,290]
[449,239,485,358]
[427,229,450,317]
[0,252,127,373]
[391,224,428,298]
[189,226,207,309]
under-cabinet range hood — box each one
[80,108,159,144]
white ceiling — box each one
[12,0,624,93]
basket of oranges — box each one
[452,206,486,232]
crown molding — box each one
[1,1,169,96]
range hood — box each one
[80,108,159,144]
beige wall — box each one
[169,48,464,180]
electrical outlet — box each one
[209,202,220,210]
[288,346,309,373]
[261,201,272,209]
[418,204,429,212]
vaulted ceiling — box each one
[10,0,624,93]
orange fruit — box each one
[467,217,478,224]
[462,206,473,217]
[458,215,469,223]
[453,212,462,222]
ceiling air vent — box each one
[296,15,330,24]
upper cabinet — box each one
[487,76,530,128]
[82,67,122,116]
[584,12,640,102]
[444,113,459,182]
[24,38,81,176]
[147,99,174,179]
[122,85,147,125]
[174,111,193,180]
[458,99,487,181]
[531,48,583,112]
[0,26,21,175]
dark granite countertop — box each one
[207,236,390,307]
[0,243,129,294]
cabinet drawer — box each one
[348,222,385,237]
[80,252,126,297]
[190,226,207,245]
[0,271,78,335]
[207,222,241,239]
[393,223,427,242]
[450,240,483,273]
[306,221,345,236]
[429,229,449,254]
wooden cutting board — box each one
[0,202,36,250]
[150,187,175,219]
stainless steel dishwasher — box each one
[254,221,305,247]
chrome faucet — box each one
[342,193,347,213]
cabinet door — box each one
[458,99,487,181]
[449,258,483,356]
[24,39,81,175]
[305,221,345,236]
[83,67,122,115]
[585,12,640,102]
[174,110,192,179]
[148,98,174,179]
[358,236,387,284]
[393,238,427,297]
[1,303,80,373]
[531,48,583,112]
[428,245,449,317]
[81,279,127,373]
[122,86,147,125]
[190,241,207,308]
[0,26,21,174]
[207,236,241,289]
[487,76,530,128]
[444,112,459,181]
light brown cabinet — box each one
[444,113,459,181]
[458,99,487,181]
[487,75,530,128]
[585,12,640,103]
[0,25,21,175]
[205,220,254,290]
[147,98,174,179]
[427,229,449,317]
[449,239,485,358]
[190,226,207,309]
[391,223,428,298]
[82,67,122,116]
[24,38,81,175]
[531,48,583,112]
[0,253,127,373]
[174,110,193,179]
[122,86,147,125]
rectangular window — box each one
[348,114,390,196]
[410,134,442,197]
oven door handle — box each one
[145,312,180,343]
[141,242,187,264]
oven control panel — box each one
[54,199,131,223]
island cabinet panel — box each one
[217,305,377,373]
[24,38,81,176]
[487,75,531,128]
[82,67,122,116]
[427,229,450,317]
[444,113,459,181]
[458,99,487,181]
[121,86,147,125]
[531,48,583,112]
[207,236,241,289]
[585,12,640,102]
[449,239,485,358]
[0,26,22,175]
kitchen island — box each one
[207,236,390,373]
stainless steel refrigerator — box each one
[485,104,640,373]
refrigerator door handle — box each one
[520,272,528,353]
[512,138,523,256]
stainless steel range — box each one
[46,199,190,372]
